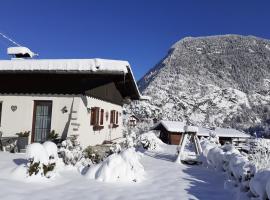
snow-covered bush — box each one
[248,138,270,170]
[83,146,109,164]
[59,135,84,165]
[26,142,58,178]
[138,131,163,151]
[86,148,144,183]
[110,143,122,154]
[124,130,137,148]
[58,135,92,173]
[200,139,256,193]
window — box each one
[110,110,119,128]
[90,107,104,130]
[0,102,2,126]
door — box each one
[32,101,52,143]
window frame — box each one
[90,107,104,130]
[110,110,119,128]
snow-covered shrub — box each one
[200,138,259,196]
[110,143,122,154]
[208,131,220,144]
[83,143,121,165]
[248,138,270,170]
[207,146,225,171]
[26,142,58,178]
[59,135,84,166]
[86,148,144,183]
[138,131,163,151]
[83,146,103,164]
[59,135,92,173]
[124,131,137,148]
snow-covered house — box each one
[127,114,140,127]
[152,120,186,144]
[0,51,140,148]
[198,127,251,145]
[152,120,250,145]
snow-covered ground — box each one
[0,143,232,200]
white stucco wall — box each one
[0,94,123,147]
[0,95,75,144]
[74,96,123,148]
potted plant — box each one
[16,131,30,152]
[47,130,60,144]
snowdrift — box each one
[86,148,144,183]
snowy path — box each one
[0,148,233,200]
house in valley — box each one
[197,127,251,145]
[152,120,250,145]
[126,114,141,127]
[0,47,140,148]
[152,120,186,144]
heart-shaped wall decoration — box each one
[11,105,17,112]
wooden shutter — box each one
[90,108,95,125]
[100,109,104,125]
[0,102,2,126]
[116,111,118,124]
[91,107,100,125]
[95,107,100,125]
[110,110,114,124]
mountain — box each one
[127,34,270,136]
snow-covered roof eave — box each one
[152,120,186,132]
[197,128,251,138]
[0,58,129,74]
[125,64,141,100]
[0,57,141,100]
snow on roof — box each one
[197,127,211,136]
[7,47,36,58]
[0,58,129,74]
[153,120,250,138]
[152,120,186,132]
[213,128,250,138]
[184,125,199,133]
[0,57,141,99]
[197,127,250,138]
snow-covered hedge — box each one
[138,131,164,151]
[86,148,144,183]
[201,138,270,200]
[248,138,270,170]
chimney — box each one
[7,46,37,59]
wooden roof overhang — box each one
[0,70,140,100]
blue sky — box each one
[0,0,270,80]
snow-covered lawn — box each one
[0,145,232,200]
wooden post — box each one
[175,133,188,164]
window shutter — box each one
[90,108,95,125]
[100,109,104,125]
[91,107,100,125]
[95,107,100,125]
[116,111,118,124]
[110,110,114,124]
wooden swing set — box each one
[175,125,202,165]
